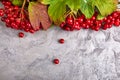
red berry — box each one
[11,22,18,29]
[4,9,11,14]
[66,15,74,25]
[5,18,10,24]
[77,17,84,23]
[5,1,11,6]
[11,22,16,27]
[108,24,112,28]
[90,20,94,24]
[103,17,107,21]
[2,1,6,5]
[53,59,59,64]
[95,21,102,27]
[91,16,96,21]
[81,23,86,28]
[6,23,11,27]
[103,24,109,30]
[106,19,111,23]
[24,28,29,32]
[14,6,19,10]
[7,14,12,18]
[73,20,81,30]
[59,39,64,44]
[114,18,120,26]
[74,20,79,25]
[90,25,95,30]
[18,32,24,38]
[0,9,4,16]
[84,24,89,29]
[86,19,91,24]
[64,26,70,31]
[4,5,9,9]
[111,18,115,24]
[29,29,35,33]
[8,7,13,12]
[81,14,85,18]
[114,21,120,27]
[9,17,15,21]
[60,22,65,28]
[26,22,32,28]
[98,23,102,27]
[94,26,100,31]
[107,15,113,20]
[15,19,21,25]
[116,18,120,22]
[112,11,118,18]
[70,27,74,31]
[20,21,26,28]
[1,17,6,22]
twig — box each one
[20,0,26,20]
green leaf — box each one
[12,0,23,6]
[91,0,118,16]
[28,2,51,30]
[80,0,94,18]
[48,0,66,24]
[39,0,118,23]
[66,0,81,11]
[97,14,105,20]
[38,0,53,5]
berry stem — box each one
[64,10,71,16]
[20,0,26,20]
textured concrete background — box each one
[0,3,120,80]
[0,21,120,80]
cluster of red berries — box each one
[0,0,41,34]
[60,11,120,31]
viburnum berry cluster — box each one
[60,11,120,31]
[0,0,120,34]
[0,0,40,34]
